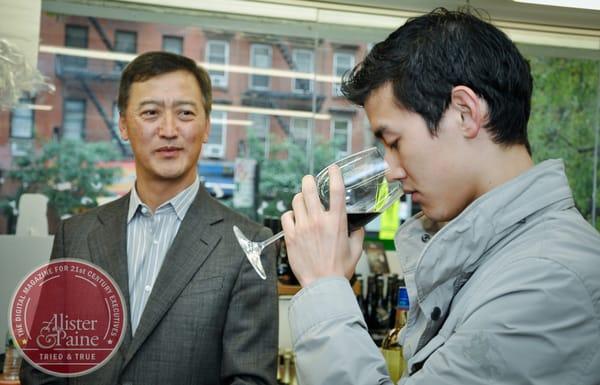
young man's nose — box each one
[383,150,407,181]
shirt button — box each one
[421,233,431,243]
[431,306,442,321]
[144,285,152,292]
[153,239,158,245]
[141,207,149,215]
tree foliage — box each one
[527,56,599,229]
[246,133,343,219]
[0,139,122,220]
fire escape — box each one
[241,37,325,137]
[55,17,131,157]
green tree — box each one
[247,133,343,219]
[528,56,600,230]
[0,139,122,223]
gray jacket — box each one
[289,159,600,385]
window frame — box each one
[290,117,311,152]
[162,35,184,54]
[291,48,314,94]
[62,98,87,140]
[250,113,270,158]
[330,116,352,156]
[204,110,227,158]
[206,40,230,88]
[332,52,355,97]
[114,29,138,53]
[249,44,272,90]
[10,99,35,139]
[64,24,89,68]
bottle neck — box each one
[394,308,408,329]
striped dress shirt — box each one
[126,177,200,334]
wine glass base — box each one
[233,225,267,280]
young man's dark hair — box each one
[117,51,212,116]
[342,7,532,153]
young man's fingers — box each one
[301,175,324,215]
[281,210,295,237]
[328,165,346,213]
[290,192,308,225]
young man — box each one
[282,8,600,385]
[21,52,278,385]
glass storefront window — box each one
[0,4,597,233]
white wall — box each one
[0,235,53,348]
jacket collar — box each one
[396,159,575,316]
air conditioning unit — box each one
[210,74,227,87]
[203,144,224,159]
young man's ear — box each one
[450,85,488,139]
[118,115,129,141]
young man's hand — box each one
[281,165,365,288]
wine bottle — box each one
[366,274,377,331]
[372,275,389,346]
[381,285,410,383]
[265,216,299,286]
[281,350,292,385]
[385,274,398,316]
[354,274,368,321]
[388,275,401,329]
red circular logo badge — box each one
[8,259,127,377]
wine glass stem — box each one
[261,230,285,250]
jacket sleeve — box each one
[20,220,68,385]
[289,277,395,385]
[403,257,599,385]
[221,226,279,385]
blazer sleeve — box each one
[220,225,279,385]
[19,219,68,385]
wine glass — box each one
[233,146,403,280]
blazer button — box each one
[431,306,442,321]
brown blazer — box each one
[21,186,278,385]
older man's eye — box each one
[141,110,158,118]
[179,110,195,120]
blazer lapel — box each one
[122,186,224,368]
[87,194,133,357]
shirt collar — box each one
[127,176,200,223]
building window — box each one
[204,111,227,158]
[162,35,183,54]
[64,25,88,68]
[206,41,229,87]
[332,52,355,96]
[249,114,270,158]
[114,30,137,69]
[331,117,352,156]
[10,99,35,139]
[250,44,272,90]
[292,49,314,94]
[290,117,311,151]
[63,99,86,140]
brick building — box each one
[0,12,370,171]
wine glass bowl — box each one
[233,147,403,280]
